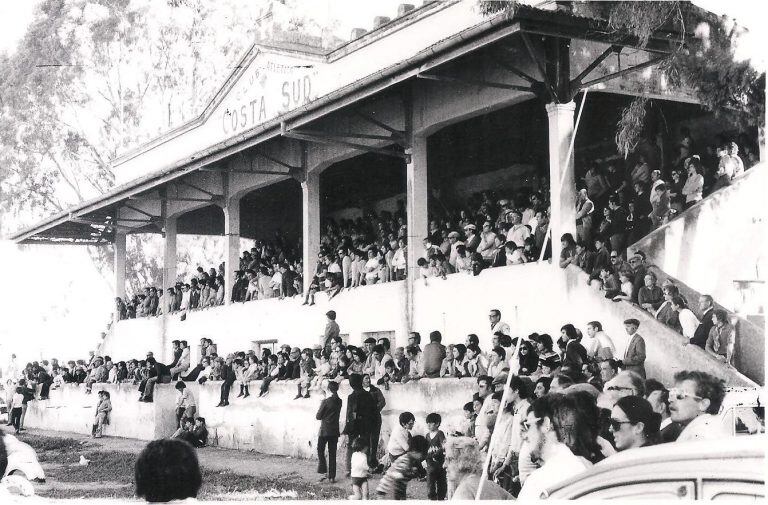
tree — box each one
[479,1,765,156]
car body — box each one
[543,435,765,500]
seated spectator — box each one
[485,347,506,379]
[644,379,682,443]
[446,437,512,499]
[517,341,538,376]
[533,376,552,398]
[558,233,577,268]
[672,296,700,340]
[135,439,202,502]
[463,345,486,378]
[638,273,664,312]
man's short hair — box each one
[600,358,620,373]
[372,345,384,355]
[477,375,492,388]
[491,346,506,360]
[509,376,530,399]
[587,321,602,331]
[673,370,725,414]
[466,334,480,346]
[326,310,336,320]
[409,332,421,344]
[429,331,442,343]
[327,381,339,393]
[134,439,202,502]
[378,338,390,351]
[363,337,377,345]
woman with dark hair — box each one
[517,341,539,375]
[558,233,577,268]
[135,438,202,502]
[682,157,704,209]
[532,334,561,369]
[450,344,467,378]
[705,309,735,366]
[610,396,662,451]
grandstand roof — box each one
[9,1,690,245]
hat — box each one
[563,383,601,399]
[312,344,322,351]
[448,231,461,239]
[492,372,508,387]
[464,224,476,231]
[623,318,640,327]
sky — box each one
[0,0,765,369]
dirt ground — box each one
[4,426,432,500]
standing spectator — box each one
[517,394,591,500]
[10,387,24,434]
[488,309,511,345]
[92,390,112,438]
[362,374,386,472]
[669,370,727,442]
[558,233,577,268]
[174,382,196,428]
[705,309,736,366]
[621,319,647,379]
[343,374,376,478]
[316,380,342,484]
[387,412,415,462]
[682,157,704,208]
[575,189,594,245]
[560,324,588,369]
[690,295,715,349]
[424,412,447,501]
[422,331,446,378]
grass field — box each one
[24,434,349,500]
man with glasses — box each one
[517,395,589,500]
[669,370,727,442]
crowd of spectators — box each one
[4,300,759,500]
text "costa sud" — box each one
[222,75,313,135]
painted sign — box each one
[219,56,319,136]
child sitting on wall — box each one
[310,352,332,389]
[258,354,282,397]
[294,348,315,399]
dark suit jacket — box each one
[690,308,714,349]
[344,389,376,436]
[563,340,588,368]
[623,333,646,378]
[491,249,506,268]
[658,420,683,443]
[316,395,342,437]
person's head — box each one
[560,233,575,248]
[549,373,575,393]
[445,437,483,483]
[643,273,656,288]
[465,344,480,360]
[465,334,479,348]
[534,377,552,398]
[712,309,729,327]
[408,434,429,461]
[623,318,640,335]
[135,439,202,502]
[462,401,474,419]
[606,370,645,398]
[523,394,581,462]
[175,381,186,391]
[326,310,336,321]
[429,331,442,343]
[371,345,384,363]
[535,333,553,354]
[363,337,376,352]
[477,375,492,398]
[408,332,421,346]
[698,294,714,313]
[361,373,372,388]
[425,412,441,432]
[327,380,339,396]
[488,309,501,326]
[560,324,577,342]
[669,370,725,425]
[611,396,661,451]
[598,358,619,383]
[351,436,368,454]
[490,346,505,365]
[399,411,416,430]
[644,379,670,418]
[452,344,467,362]
[508,375,531,403]
[586,321,602,338]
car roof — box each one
[545,435,766,498]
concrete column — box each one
[114,231,127,299]
[223,196,241,305]
[546,101,577,264]
[405,136,429,281]
[162,216,178,299]
[302,171,320,294]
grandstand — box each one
[9,1,764,455]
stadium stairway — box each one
[622,162,766,385]
[563,265,756,389]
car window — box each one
[580,481,695,500]
[704,480,764,500]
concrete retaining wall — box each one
[23,383,177,440]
